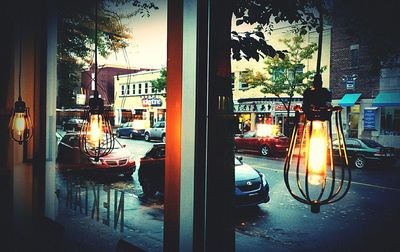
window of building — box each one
[144,82,148,94]
[138,83,142,95]
[132,83,136,95]
[350,44,359,68]
[288,64,304,81]
[239,71,249,90]
[231,72,235,90]
[126,84,130,95]
[272,67,285,82]
[380,55,400,90]
[121,85,125,96]
[381,107,400,135]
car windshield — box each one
[361,139,383,148]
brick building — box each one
[330,12,400,147]
[81,64,155,106]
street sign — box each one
[346,80,355,90]
[364,108,376,130]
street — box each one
[54,136,400,252]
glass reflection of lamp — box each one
[79,1,115,162]
[9,31,33,145]
[283,1,351,213]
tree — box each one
[151,67,167,97]
[57,0,158,108]
[231,0,321,61]
[240,34,324,134]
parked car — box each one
[62,118,84,132]
[138,143,270,207]
[144,121,166,142]
[333,138,396,169]
[57,132,136,176]
[116,121,145,139]
[234,130,290,157]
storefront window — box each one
[47,1,167,250]
[381,107,400,135]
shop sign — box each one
[76,94,86,105]
[364,108,376,130]
[275,104,296,111]
[142,97,162,107]
[234,102,273,113]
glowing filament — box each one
[89,114,103,147]
[307,121,327,185]
[13,113,26,136]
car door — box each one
[345,139,362,160]
[153,122,162,138]
[120,122,129,136]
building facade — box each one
[114,70,165,128]
[330,16,400,148]
[81,65,155,106]
[231,24,331,135]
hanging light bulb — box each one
[9,29,33,145]
[283,1,351,213]
[79,1,115,161]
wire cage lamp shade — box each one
[79,0,115,161]
[284,101,351,213]
[79,94,115,161]
[9,27,33,145]
[9,98,33,145]
[283,0,351,213]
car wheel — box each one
[162,134,166,143]
[144,133,150,142]
[354,156,366,169]
[260,145,270,157]
[141,179,156,197]
[130,133,134,139]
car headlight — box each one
[261,173,268,187]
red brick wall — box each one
[81,66,155,105]
[330,22,380,100]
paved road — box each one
[53,135,400,251]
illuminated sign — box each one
[142,97,163,107]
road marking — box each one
[253,166,400,192]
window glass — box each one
[381,107,400,135]
[49,1,167,251]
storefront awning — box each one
[338,93,362,106]
[372,92,400,106]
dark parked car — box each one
[62,118,84,132]
[234,130,290,157]
[57,132,136,176]
[333,138,396,169]
[116,121,145,139]
[138,143,270,207]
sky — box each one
[98,0,167,69]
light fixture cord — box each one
[316,2,323,76]
[313,0,324,89]
[18,25,22,100]
[94,0,98,95]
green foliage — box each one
[240,33,324,113]
[57,0,158,108]
[151,67,167,97]
[231,0,322,61]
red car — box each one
[234,130,290,157]
[57,132,136,176]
